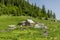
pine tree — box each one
[53,13,56,19]
[50,10,53,18]
[47,10,53,18]
[41,5,46,17]
[47,9,50,18]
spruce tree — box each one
[41,5,46,17]
[47,9,50,18]
[53,13,56,19]
[50,10,53,18]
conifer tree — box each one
[41,5,46,17]
[50,10,53,18]
[0,0,56,19]
[47,9,50,18]
[53,13,56,19]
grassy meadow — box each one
[0,16,60,40]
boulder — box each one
[34,23,41,28]
[34,23,48,29]
[8,25,16,30]
[17,21,25,27]
[17,19,35,27]
[25,19,35,26]
[26,19,35,24]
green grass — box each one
[0,16,60,40]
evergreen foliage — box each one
[0,0,56,19]
[41,5,46,17]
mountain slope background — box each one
[0,0,56,19]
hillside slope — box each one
[0,0,56,19]
[0,16,60,40]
